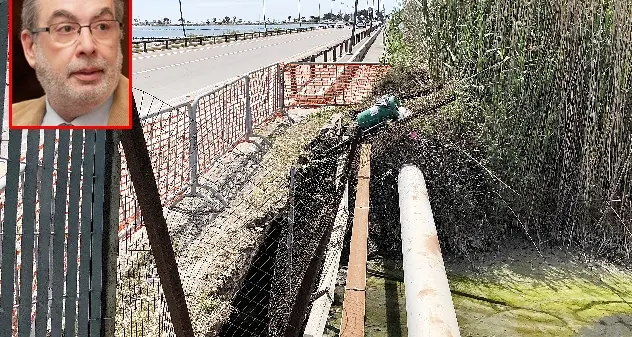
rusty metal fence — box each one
[2,58,390,336]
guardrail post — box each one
[165,40,169,49]
[324,49,328,62]
[143,41,147,52]
[333,46,337,61]
[184,38,188,47]
[244,75,253,140]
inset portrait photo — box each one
[9,0,132,129]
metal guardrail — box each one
[298,25,381,63]
[132,27,317,53]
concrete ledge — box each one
[349,26,384,62]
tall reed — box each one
[401,0,632,258]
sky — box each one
[132,0,400,23]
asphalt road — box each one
[131,27,365,115]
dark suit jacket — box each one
[11,75,129,127]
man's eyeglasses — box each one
[30,20,123,46]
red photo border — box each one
[8,0,133,130]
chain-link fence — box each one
[115,61,388,336]
[2,58,388,336]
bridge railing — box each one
[132,27,317,53]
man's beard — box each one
[33,43,123,118]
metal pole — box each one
[120,98,194,337]
[349,0,359,53]
[100,130,120,337]
[244,75,253,140]
[370,0,374,29]
[189,101,199,195]
[263,0,267,32]
[298,0,302,27]
[177,0,186,37]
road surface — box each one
[131,27,365,115]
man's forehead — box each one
[38,0,116,22]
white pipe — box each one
[397,164,461,337]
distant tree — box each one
[144,20,149,25]
[343,13,351,21]
[323,13,334,21]
[133,18,139,24]
[287,15,291,22]
[238,19,243,23]
[178,18,185,24]
[212,18,217,24]
[233,16,237,23]
[223,16,231,24]
[187,20,191,24]
[163,17,170,24]
[309,15,318,22]
[206,19,210,24]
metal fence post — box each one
[120,98,195,337]
[100,130,120,337]
[277,63,285,114]
[189,100,199,196]
[244,75,253,140]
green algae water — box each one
[325,249,632,336]
[451,267,632,337]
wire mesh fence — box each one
[2,61,386,336]
[116,62,384,336]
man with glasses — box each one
[12,0,129,127]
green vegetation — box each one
[365,2,632,336]
[325,256,632,337]
[383,0,631,260]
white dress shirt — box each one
[42,95,114,126]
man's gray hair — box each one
[22,0,126,31]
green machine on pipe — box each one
[356,95,402,129]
